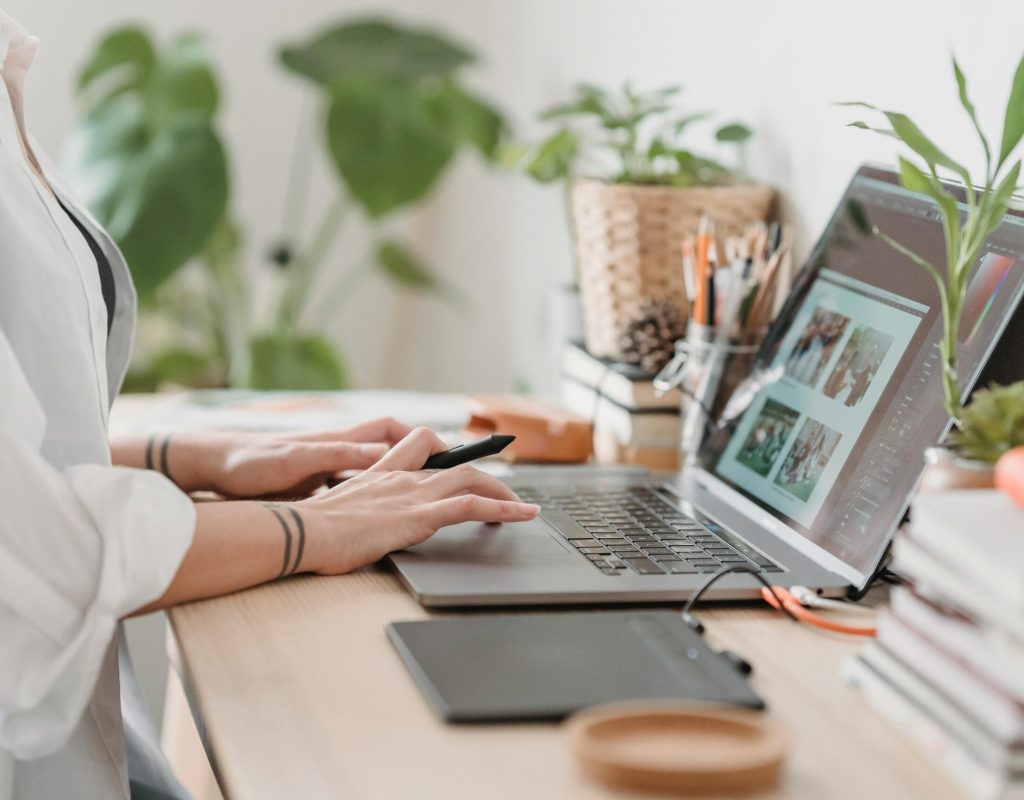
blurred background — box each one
[9,0,1024,400]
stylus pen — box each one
[421,434,516,470]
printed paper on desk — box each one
[119,390,470,434]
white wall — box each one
[10,0,1024,397]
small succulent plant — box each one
[948,381,1024,463]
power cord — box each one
[680,564,799,632]
[681,563,877,637]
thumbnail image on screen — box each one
[773,418,842,501]
[822,325,894,408]
[784,307,851,386]
[735,399,800,476]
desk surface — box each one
[168,568,956,800]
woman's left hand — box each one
[123,417,414,498]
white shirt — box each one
[0,10,197,799]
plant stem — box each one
[940,289,963,424]
[275,193,350,330]
[308,251,375,324]
[202,218,249,387]
[277,94,315,250]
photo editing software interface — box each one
[708,171,1024,576]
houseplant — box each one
[846,52,1024,486]
[64,18,506,390]
[510,82,774,359]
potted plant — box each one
[845,52,1024,487]
[65,18,505,390]
[509,82,774,360]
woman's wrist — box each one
[137,499,322,613]
[110,432,223,493]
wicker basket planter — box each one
[571,178,776,358]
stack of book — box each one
[844,490,1024,800]
[560,342,682,469]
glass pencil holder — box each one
[654,323,767,464]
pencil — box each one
[695,214,711,325]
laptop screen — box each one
[701,164,1024,581]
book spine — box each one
[844,655,1021,800]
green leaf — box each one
[496,141,531,170]
[248,333,347,390]
[671,111,710,136]
[325,77,454,217]
[279,18,474,85]
[846,121,898,138]
[884,111,970,184]
[425,82,504,159]
[999,50,1024,167]
[63,31,229,299]
[524,128,578,183]
[953,57,991,172]
[715,122,753,143]
[845,199,872,235]
[77,26,155,98]
[672,150,729,181]
[113,124,229,297]
[647,137,669,161]
[897,156,961,278]
[973,160,1021,256]
[376,239,439,290]
[835,100,882,111]
[150,33,219,125]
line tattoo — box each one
[144,434,157,471]
[145,433,174,482]
[158,434,174,482]
[264,504,306,577]
[285,507,306,576]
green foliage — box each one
[280,18,505,218]
[509,81,753,186]
[948,382,1024,463]
[122,347,226,392]
[67,17,502,392]
[376,240,440,290]
[64,27,228,300]
[248,332,347,390]
[844,51,1024,424]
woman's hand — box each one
[139,426,539,612]
[112,417,414,498]
[299,427,540,574]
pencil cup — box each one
[654,323,767,464]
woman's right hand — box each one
[299,427,540,575]
[136,427,539,614]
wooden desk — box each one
[165,568,957,800]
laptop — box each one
[389,164,1024,606]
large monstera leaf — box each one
[280,18,504,219]
[63,27,228,299]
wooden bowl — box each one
[566,703,787,794]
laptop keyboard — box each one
[515,486,781,577]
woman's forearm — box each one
[132,500,322,615]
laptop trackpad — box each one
[403,519,571,564]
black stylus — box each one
[422,434,516,470]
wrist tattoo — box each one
[145,433,175,483]
[264,503,307,578]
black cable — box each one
[681,563,799,623]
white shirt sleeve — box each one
[0,329,196,761]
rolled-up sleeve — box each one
[0,329,195,761]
